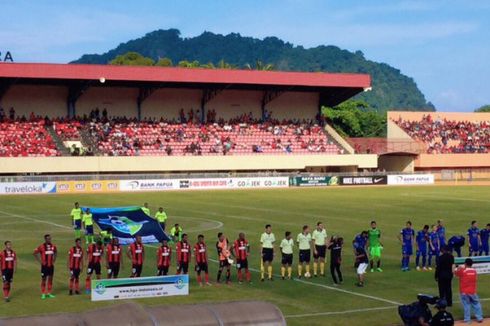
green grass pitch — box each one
[0,185,488,325]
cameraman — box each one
[430,299,454,326]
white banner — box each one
[91,275,189,301]
[0,182,57,194]
[455,256,490,274]
[181,177,289,190]
[387,174,434,185]
[119,179,179,192]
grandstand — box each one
[0,63,378,174]
[387,112,490,172]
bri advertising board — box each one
[91,275,189,301]
[56,180,119,193]
[0,182,56,195]
[387,174,434,185]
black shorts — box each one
[87,262,101,275]
[2,269,13,283]
[157,266,169,276]
[219,259,231,268]
[314,245,326,259]
[236,259,248,270]
[281,253,293,265]
[177,262,189,274]
[299,249,311,263]
[41,265,54,278]
[108,262,120,278]
[70,268,81,278]
[262,248,273,262]
[195,263,208,273]
[132,264,143,277]
[85,225,94,235]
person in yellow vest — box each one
[297,225,312,278]
[71,202,83,238]
[280,231,294,280]
[155,207,168,231]
[141,203,150,216]
[170,224,183,243]
[82,208,95,244]
[100,228,113,245]
[312,221,327,277]
[260,224,275,281]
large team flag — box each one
[84,206,170,245]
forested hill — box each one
[72,29,434,112]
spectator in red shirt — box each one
[454,258,483,323]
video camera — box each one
[398,294,439,326]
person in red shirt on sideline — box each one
[156,239,171,276]
[33,234,57,299]
[176,233,191,275]
[127,236,145,277]
[67,238,84,295]
[454,258,484,323]
[216,232,232,284]
[233,233,251,284]
[106,237,123,278]
[1,241,17,302]
[85,239,104,294]
[194,234,211,286]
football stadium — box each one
[1,3,490,326]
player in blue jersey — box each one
[352,231,368,250]
[436,220,446,247]
[479,223,489,256]
[415,225,430,271]
[428,225,440,270]
[398,221,415,271]
[447,235,465,257]
[467,220,480,256]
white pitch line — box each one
[0,209,72,230]
[206,258,403,306]
[284,305,397,318]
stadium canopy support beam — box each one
[201,87,226,122]
[137,87,157,121]
[67,82,91,118]
[261,90,285,121]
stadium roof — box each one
[0,62,371,106]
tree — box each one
[245,60,275,71]
[155,57,173,67]
[217,59,237,69]
[475,105,490,112]
[109,52,154,66]
[322,100,387,137]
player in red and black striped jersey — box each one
[234,233,251,284]
[176,233,191,274]
[67,238,84,295]
[1,241,17,302]
[106,237,123,278]
[33,234,57,299]
[85,239,104,294]
[127,236,145,277]
[194,235,211,286]
[156,240,171,276]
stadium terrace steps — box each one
[46,125,70,156]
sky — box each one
[1,0,489,112]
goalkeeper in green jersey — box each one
[367,221,383,272]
